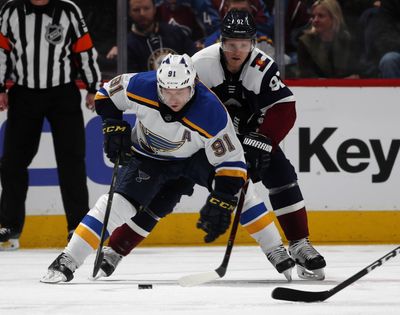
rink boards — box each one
[0,81,399,247]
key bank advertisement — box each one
[0,86,399,215]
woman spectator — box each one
[297,0,359,78]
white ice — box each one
[0,245,399,315]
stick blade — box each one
[271,287,330,303]
[92,251,104,278]
[178,270,220,287]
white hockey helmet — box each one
[156,53,197,105]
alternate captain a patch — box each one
[139,122,186,154]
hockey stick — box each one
[271,245,400,302]
[178,180,249,287]
[92,155,120,278]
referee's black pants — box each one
[0,83,89,237]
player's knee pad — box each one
[88,193,138,235]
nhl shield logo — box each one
[45,23,64,45]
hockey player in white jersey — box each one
[101,11,326,281]
[41,54,248,283]
[190,9,326,280]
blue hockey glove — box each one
[197,192,238,243]
[102,119,132,165]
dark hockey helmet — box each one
[221,9,257,40]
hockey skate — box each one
[40,253,78,283]
[95,246,123,279]
[288,238,326,280]
[266,244,295,281]
[0,228,19,251]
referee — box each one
[0,0,101,250]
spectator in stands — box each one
[156,0,206,41]
[264,0,311,55]
[338,0,380,35]
[359,0,400,78]
[156,0,221,37]
[128,0,197,72]
[337,0,381,71]
[72,0,117,79]
[297,0,359,78]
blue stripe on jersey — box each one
[240,203,268,225]
[184,82,228,137]
[81,215,109,239]
[127,71,158,101]
[98,87,109,97]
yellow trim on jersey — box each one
[94,93,109,100]
[215,169,247,181]
[75,224,99,250]
[127,92,159,108]
[244,212,275,234]
[182,117,213,139]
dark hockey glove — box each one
[102,119,132,165]
[242,132,272,181]
[197,192,238,243]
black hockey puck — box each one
[138,284,153,289]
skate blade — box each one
[296,265,325,280]
[40,270,67,283]
[282,268,293,282]
[0,239,20,251]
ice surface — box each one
[0,245,399,314]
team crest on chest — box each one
[45,23,64,45]
[139,122,186,154]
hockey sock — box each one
[109,209,159,256]
[239,182,282,253]
[269,184,309,241]
[64,193,137,266]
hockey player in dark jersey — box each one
[191,9,326,280]
[40,54,248,283]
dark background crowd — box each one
[0,0,400,79]
[1,0,399,79]
[63,0,400,80]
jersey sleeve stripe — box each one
[94,87,109,100]
[72,33,94,53]
[0,32,11,51]
[94,93,109,100]
[215,169,247,181]
[127,91,159,108]
[181,117,213,139]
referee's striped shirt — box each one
[0,0,101,93]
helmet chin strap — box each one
[158,91,196,123]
